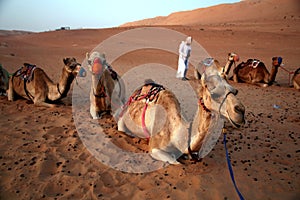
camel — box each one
[222,52,240,79]
[292,68,300,90]
[117,62,245,164]
[86,52,125,119]
[232,56,283,87]
[0,64,9,95]
[8,57,83,107]
[194,53,239,80]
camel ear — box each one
[86,52,90,60]
[63,58,68,65]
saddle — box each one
[132,82,165,103]
[15,63,37,82]
[246,59,260,68]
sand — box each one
[0,0,300,199]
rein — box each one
[223,130,245,200]
[196,91,245,199]
[119,84,165,142]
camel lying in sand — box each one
[8,57,83,107]
[194,53,239,80]
[222,52,240,79]
[117,62,245,164]
[0,64,9,95]
[232,56,283,87]
[292,68,300,90]
[86,52,125,119]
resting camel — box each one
[292,68,300,90]
[117,61,245,164]
[0,64,9,95]
[232,56,283,87]
[222,52,240,79]
[8,57,84,107]
[86,52,125,119]
[194,53,239,80]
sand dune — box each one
[122,0,300,27]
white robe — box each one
[176,41,191,78]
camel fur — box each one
[232,56,283,87]
[118,63,245,164]
[86,52,125,119]
[8,57,82,107]
[194,53,239,80]
[0,64,9,95]
[292,68,300,90]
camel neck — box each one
[224,60,234,75]
[49,67,75,101]
[189,100,212,152]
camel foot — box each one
[151,149,181,165]
[34,101,56,108]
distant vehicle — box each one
[56,27,70,31]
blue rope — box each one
[223,133,245,200]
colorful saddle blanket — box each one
[15,63,37,82]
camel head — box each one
[63,57,82,76]
[86,51,107,76]
[272,57,283,67]
[228,52,239,62]
[200,68,245,128]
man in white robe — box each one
[176,36,192,80]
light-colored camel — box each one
[194,53,239,80]
[0,64,9,95]
[8,57,83,107]
[86,52,125,119]
[292,68,300,90]
[117,62,245,164]
[232,56,283,87]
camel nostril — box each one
[234,105,245,114]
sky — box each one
[0,0,240,32]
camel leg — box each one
[117,116,127,132]
[33,95,55,107]
[7,77,14,101]
[151,148,180,165]
[90,104,100,119]
[233,73,239,83]
[33,87,55,108]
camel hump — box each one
[131,80,165,103]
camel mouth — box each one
[228,116,241,128]
[227,111,244,128]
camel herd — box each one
[0,51,299,164]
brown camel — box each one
[232,56,283,87]
[86,52,125,119]
[222,52,240,79]
[292,68,300,90]
[117,62,245,164]
[8,57,82,107]
[194,53,239,80]
[0,64,9,95]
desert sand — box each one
[0,0,299,199]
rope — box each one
[223,133,245,200]
[141,99,150,142]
